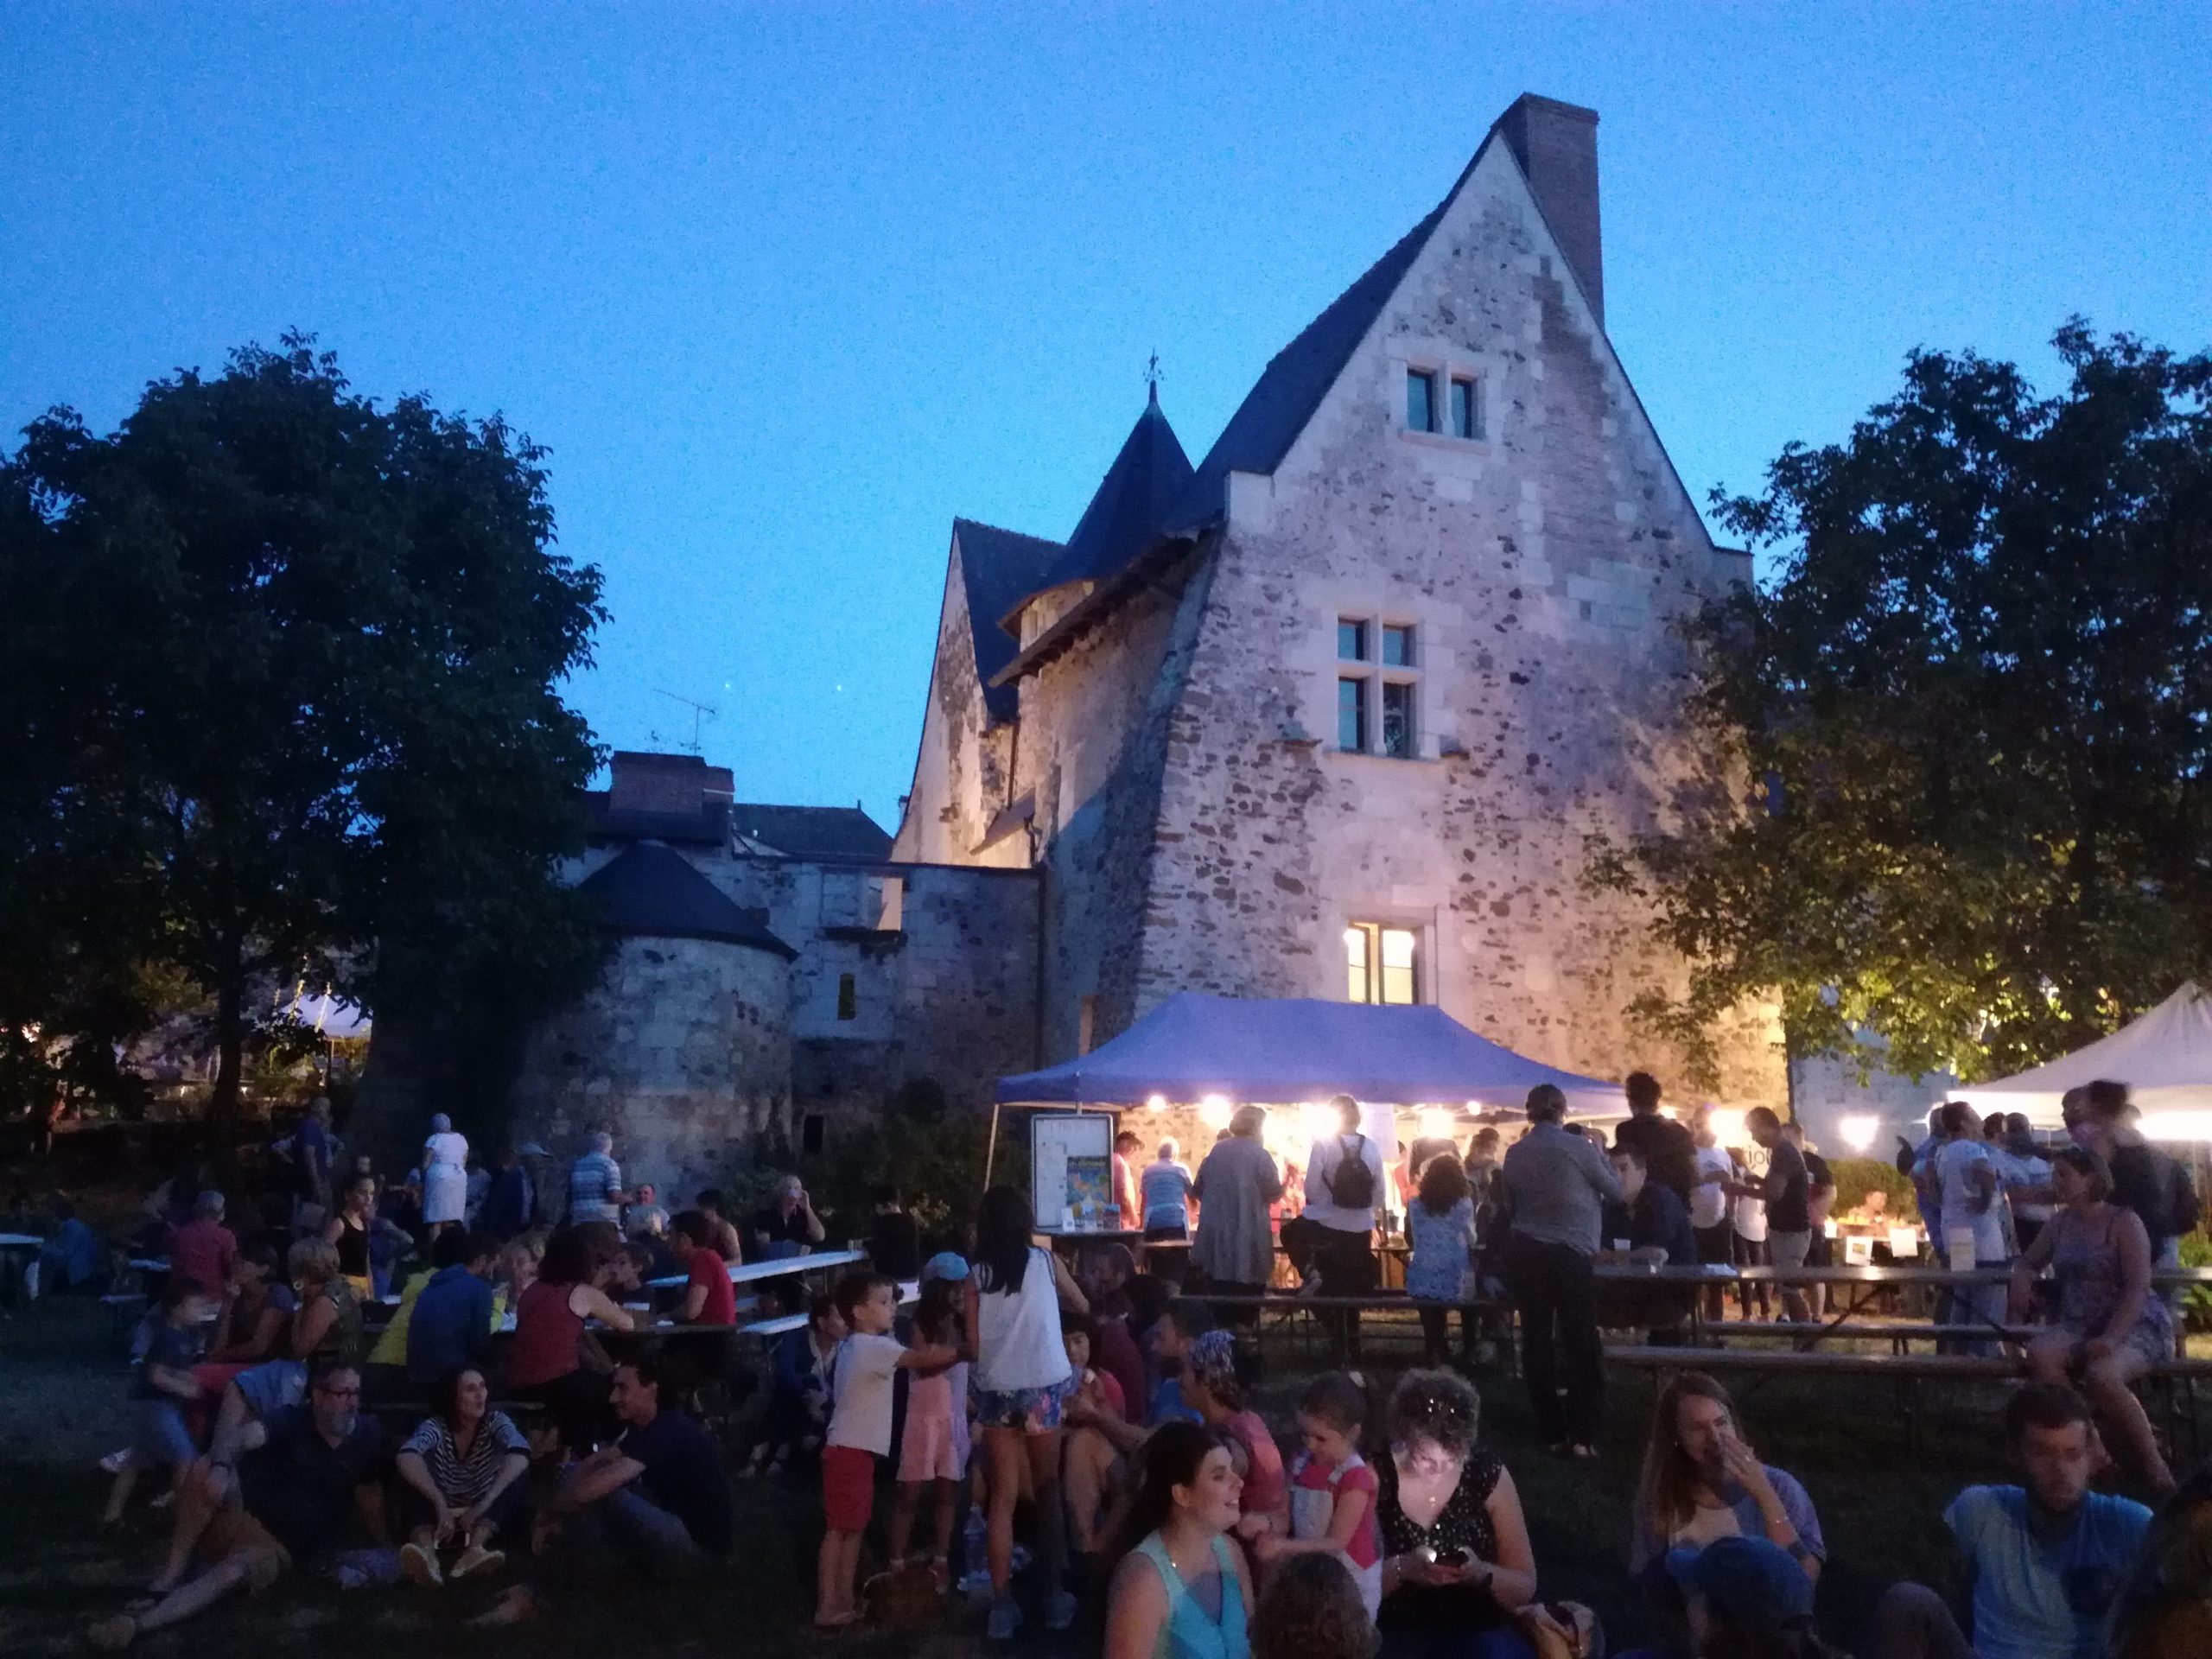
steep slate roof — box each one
[1020,389,1195,607]
[1168,181,1464,531]
[581,788,729,848]
[950,518,1064,723]
[729,802,893,862]
[576,840,795,957]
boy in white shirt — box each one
[816,1271,959,1629]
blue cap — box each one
[1664,1537,1813,1624]
[920,1251,969,1283]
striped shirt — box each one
[568,1151,622,1223]
[400,1411,530,1509]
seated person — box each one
[624,1182,671,1241]
[1600,1143,1700,1344]
[1077,1243,1150,1414]
[668,1210,736,1325]
[39,1199,105,1294]
[104,1277,218,1523]
[1876,1382,2154,1659]
[531,1355,734,1581]
[395,1364,531,1586]
[88,1359,385,1650]
[1180,1329,1287,1554]
[750,1292,845,1475]
[1061,1312,1133,1559]
[368,1231,460,1385]
[404,1230,501,1389]
[207,1243,293,1366]
[1630,1371,1822,1643]
[205,1237,364,1466]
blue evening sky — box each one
[4,5,2205,827]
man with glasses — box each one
[88,1359,386,1649]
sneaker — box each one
[1045,1590,1079,1631]
[957,1567,994,1600]
[449,1545,505,1581]
[987,1598,1023,1641]
[399,1541,443,1587]
[1009,1544,1033,1575]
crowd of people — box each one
[41,1073,2208,1656]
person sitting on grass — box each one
[1181,1329,1287,1558]
[88,1359,386,1651]
[1629,1372,1821,1647]
[1251,1553,1378,1659]
[475,1354,730,1621]
[396,1364,531,1587]
[205,1237,363,1466]
[104,1277,217,1523]
[1104,1421,1255,1659]
[1262,1372,1383,1618]
[1643,1535,1846,1659]
[1871,1381,2153,1659]
[750,1289,846,1476]
[207,1243,293,1365]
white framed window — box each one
[1344,922,1421,1004]
[1335,613,1419,759]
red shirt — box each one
[1093,1316,1147,1419]
[166,1217,237,1294]
[686,1248,735,1325]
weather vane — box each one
[1145,351,1163,397]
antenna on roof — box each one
[1145,350,1162,403]
[652,688,719,755]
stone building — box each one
[896,92,1785,1102]
[359,92,1790,1192]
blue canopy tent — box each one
[988,992,1624,1181]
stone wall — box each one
[506,932,794,1201]
[893,537,1027,869]
[1119,139,1783,1103]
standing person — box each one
[395,1365,531,1586]
[965,1185,1089,1638]
[1614,1072,1698,1205]
[1929,1101,2008,1346]
[1406,1153,1478,1369]
[1728,1110,1810,1324]
[2080,1079,2199,1287]
[889,1273,969,1590]
[1103,1421,1255,1659]
[813,1271,961,1629]
[477,1147,536,1241]
[1729,1129,1773,1322]
[293,1097,336,1229]
[2011,1147,2177,1491]
[1499,1084,1622,1459]
[1368,1369,1540,1659]
[167,1190,238,1293]
[1992,1115,2056,1256]
[1264,1372,1382,1616]
[566,1132,626,1226]
[1303,1096,1387,1365]
[1193,1109,1284,1317]
[420,1114,469,1241]
[1142,1139,1198,1270]
[868,1184,923,1281]
[1781,1124,1836,1318]
[1113,1130,1144,1233]
[1686,1109,1737,1326]
[324,1174,378,1302]
[1628,1373,1824,1593]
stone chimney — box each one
[1497,94,1603,327]
[607,750,734,817]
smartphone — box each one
[1436,1547,1472,1570]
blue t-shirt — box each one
[1945,1484,2152,1659]
[405,1265,496,1384]
[294,1118,331,1196]
[1147,1372,1202,1428]
[137,1320,207,1398]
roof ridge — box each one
[951,515,1063,550]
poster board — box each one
[1030,1111,1116,1233]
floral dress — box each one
[1405,1197,1474,1301]
[2051,1206,2174,1364]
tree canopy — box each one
[0,337,609,1146]
[1605,322,2212,1084]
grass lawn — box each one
[1,1296,2197,1657]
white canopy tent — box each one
[1950,982,2212,1142]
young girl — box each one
[890,1272,970,1589]
[1261,1372,1381,1617]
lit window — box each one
[1381,625,1413,667]
[1338,619,1369,662]
[1406,369,1438,433]
[1338,677,1368,752]
[1450,377,1479,439]
[1345,922,1421,1004]
[1382,681,1414,759]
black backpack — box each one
[1329,1135,1376,1209]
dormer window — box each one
[1406,370,1439,434]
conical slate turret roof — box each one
[1006,389,1194,624]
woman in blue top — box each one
[1107,1421,1254,1659]
[1406,1154,1478,1369]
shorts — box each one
[132,1398,199,1469]
[822,1444,878,1533]
[1807,1231,1834,1269]
[198,1505,290,1593]
[231,1360,308,1421]
[972,1376,1075,1434]
[898,1406,967,1483]
[1770,1230,1813,1270]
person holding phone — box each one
[1370,1370,1540,1659]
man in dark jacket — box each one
[1611,1071,1698,1205]
[1601,1142,1699,1344]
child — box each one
[888,1268,969,1589]
[104,1277,214,1522]
[1261,1372,1381,1616]
[817,1271,959,1629]
[1250,1552,1378,1659]
[753,1291,845,1476]
[1059,1310,1129,1567]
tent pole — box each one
[984,1099,1001,1187]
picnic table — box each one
[643,1246,869,1294]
